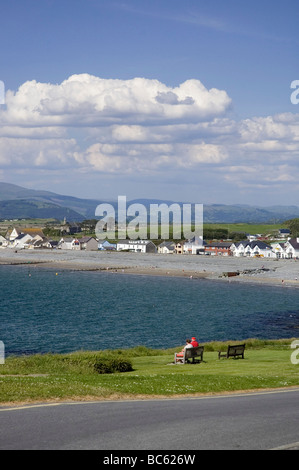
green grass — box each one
[203,223,281,235]
[1,339,299,405]
[106,223,282,243]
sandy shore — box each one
[1,248,299,286]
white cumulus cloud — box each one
[1,74,231,127]
[1,73,299,202]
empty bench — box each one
[175,346,204,364]
[218,344,245,359]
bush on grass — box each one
[94,356,133,374]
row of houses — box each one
[2,226,299,259]
[104,237,299,258]
[1,227,99,251]
[227,239,299,258]
[143,238,299,258]
[157,239,276,257]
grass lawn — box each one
[203,223,281,235]
[1,340,299,405]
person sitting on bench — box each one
[175,339,193,363]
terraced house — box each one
[230,240,275,258]
[272,238,299,259]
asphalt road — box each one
[1,388,299,450]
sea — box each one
[1,264,299,356]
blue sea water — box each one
[1,264,299,356]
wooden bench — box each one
[218,344,245,359]
[175,346,204,364]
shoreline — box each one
[0,248,299,287]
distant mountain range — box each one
[0,181,298,224]
[0,182,101,221]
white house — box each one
[283,238,299,259]
[8,227,45,241]
[271,242,287,258]
[26,234,47,249]
[117,240,157,253]
[183,236,205,255]
[8,227,26,241]
[250,241,276,258]
[11,233,33,249]
[158,241,176,254]
[271,238,299,259]
[58,237,80,250]
[230,241,247,257]
[231,240,275,258]
[0,235,8,247]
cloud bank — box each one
[0,73,299,201]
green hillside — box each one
[0,199,84,222]
[0,182,299,224]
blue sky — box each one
[0,0,299,205]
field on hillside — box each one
[203,223,282,235]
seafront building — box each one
[157,241,176,254]
[272,238,299,259]
[1,225,299,259]
[205,242,232,256]
[182,236,206,255]
[116,239,157,253]
[230,240,276,258]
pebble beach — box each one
[0,248,299,287]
